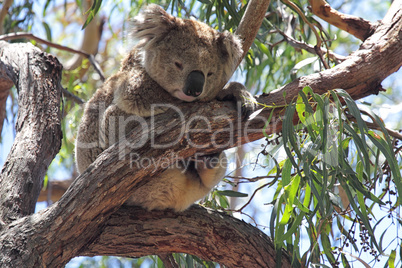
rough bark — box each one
[0,0,401,267]
[0,42,62,223]
[82,205,291,268]
[236,0,271,62]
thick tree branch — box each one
[236,0,271,62]
[0,41,62,223]
[308,0,377,41]
[82,205,292,267]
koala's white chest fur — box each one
[75,4,256,211]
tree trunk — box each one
[0,42,62,223]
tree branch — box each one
[0,32,105,81]
[283,0,330,69]
[236,0,271,62]
[0,41,62,223]
[308,0,377,41]
[276,28,347,63]
[81,205,292,267]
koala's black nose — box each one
[184,71,205,97]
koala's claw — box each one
[217,82,257,121]
[240,95,258,120]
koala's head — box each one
[131,4,243,102]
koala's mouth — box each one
[173,90,197,102]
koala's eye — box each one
[207,72,214,77]
[175,62,183,70]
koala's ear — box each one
[217,31,244,78]
[131,4,176,48]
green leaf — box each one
[197,0,212,5]
[341,253,351,268]
[298,89,316,140]
[279,201,293,225]
[281,211,305,241]
[303,182,312,208]
[82,0,102,30]
[294,197,310,213]
[282,103,302,175]
[321,234,336,264]
[282,158,292,186]
[42,21,52,42]
[285,175,300,207]
[367,133,402,204]
[217,190,248,197]
[42,0,52,17]
[388,250,396,268]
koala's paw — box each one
[238,90,258,120]
[217,82,257,120]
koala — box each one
[75,4,256,211]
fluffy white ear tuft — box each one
[131,4,176,49]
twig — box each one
[276,28,346,63]
[61,85,84,105]
[227,174,278,182]
[281,0,330,69]
[235,179,277,213]
[346,113,402,141]
[0,32,105,81]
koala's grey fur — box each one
[75,4,256,211]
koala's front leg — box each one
[216,82,257,119]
